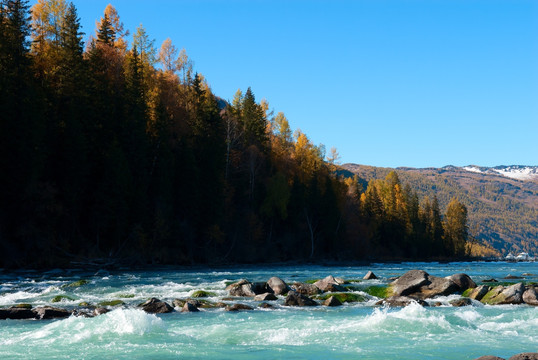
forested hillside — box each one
[1,0,471,267]
[343,164,538,255]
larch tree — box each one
[444,198,468,257]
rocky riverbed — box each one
[2,269,537,320]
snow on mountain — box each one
[463,165,538,181]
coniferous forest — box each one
[0,1,470,267]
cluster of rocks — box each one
[2,269,537,320]
[474,353,538,360]
[0,305,102,320]
[377,269,538,307]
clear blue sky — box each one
[39,0,538,168]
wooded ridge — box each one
[1,0,472,267]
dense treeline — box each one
[0,0,470,267]
[344,164,537,256]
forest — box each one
[0,0,470,267]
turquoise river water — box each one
[1,262,537,359]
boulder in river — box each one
[464,285,490,301]
[446,273,476,291]
[94,307,109,316]
[0,307,36,320]
[314,276,346,292]
[481,283,525,305]
[291,282,321,295]
[363,271,378,280]
[284,291,318,307]
[138,298,174,313]
[522,286,538,306]
[266,277,289,295]
[181,302,200,312]
[226,279,256,297]
[473,356,506,360]
[323,296,343,307]
[34,306,71,320]
[254,293,278,301]
[389,270,459,299]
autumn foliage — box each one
[0,1,470,267]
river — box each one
[1,262,537,359]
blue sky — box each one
[41,0,538,168]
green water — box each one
[1,262,537,359]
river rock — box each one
[181,302,200,312]
[335,277,347,285]
[252,282,271,295]
[226,279,256,297]
[449,298,473,307]
[284,291,318,306]
[314,276,346,292]
[504,275,523,280]
[376,296,428,307]
[482,283,525,305]
[266,277,289,295]
[0,307,36,320]
[291,282,321,295]
[466,285,491,301]
[258,302,274,309]
[389,270,429,296]
[363,271,378,280]
[254,293,278,301]
[508,353,538,360]
[522,286,538,306]
[446,273,476,291]
[34,306,71,320]
[94,307,109,316]
[473,356,506,360]
[323,296,343,307]
[138,297,174,313]
[390,270,459,299]
[225,303,253,311]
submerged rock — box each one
[291,282,321,295]
[363,271,378,280]
[473,356,506,360]
[138,298,174,313]
[225,303,253,312]
[522,286,538,306]
[266,277,289,295]
[284,291,318,307]
[376,296,428,307]
[258,302,274,309]
[190,290,216,298]
[449,298,473,307]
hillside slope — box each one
[342,164,538,255]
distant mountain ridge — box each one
[341,163,538,255]
[461,165,538,181]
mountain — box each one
[341,164,538,255]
